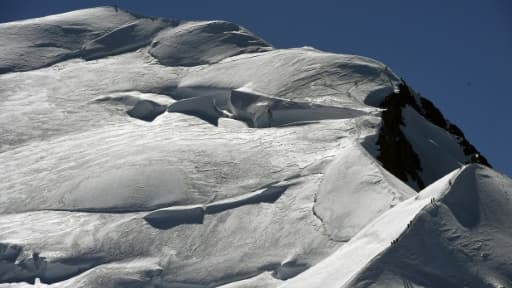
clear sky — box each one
[1,0,511,176]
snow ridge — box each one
[0,7,509,288]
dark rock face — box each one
[376,82,491,190]
[376,83,425,189]
[418,97,491,166]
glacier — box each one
[0,7,509,288]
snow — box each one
[204,182,294,214]
[149,20,272,66]
[0,7,510,287]
[126,100,167,121]
[401,106,469,185]
[282,165,512,288]
[143,180,295,229]
[55,164,188,212]
[279,168,458,288]
[81,18,171,60]
[168,95,227,125]
[314,140,416,241]
[353,164,512,288]
[0,7,139,73]
[144,205,205,229]
[217,272,283,288]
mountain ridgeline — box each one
[0,7,509,288]
[376,82,491,190]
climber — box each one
[267,104,273,128]
[472,153,480,164]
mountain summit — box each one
[0,7,508,287]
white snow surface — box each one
[283,164,512,288]
[0,7,511,287]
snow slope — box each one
[351,164,512,288]
[0,7,509,287]
[0,7,140,73]
[280,164,512,288]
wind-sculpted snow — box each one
[0,7,508,287]
[144,181,294,229]
[0,245,108,284]
[81,18,173,61]
[143,205,205,229]
[126,100,168,122]
[167,89,367,127]
[0,7,139,73]
[53,165,188,212]
[149,20,271,66]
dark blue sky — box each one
[1,0,511,176]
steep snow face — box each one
[314,141,415,242]
[346,165,512,288]
[0,7,506,287]
[401,106,468,186]
[282,165,512,288]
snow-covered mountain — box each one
[0,7,509,288]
